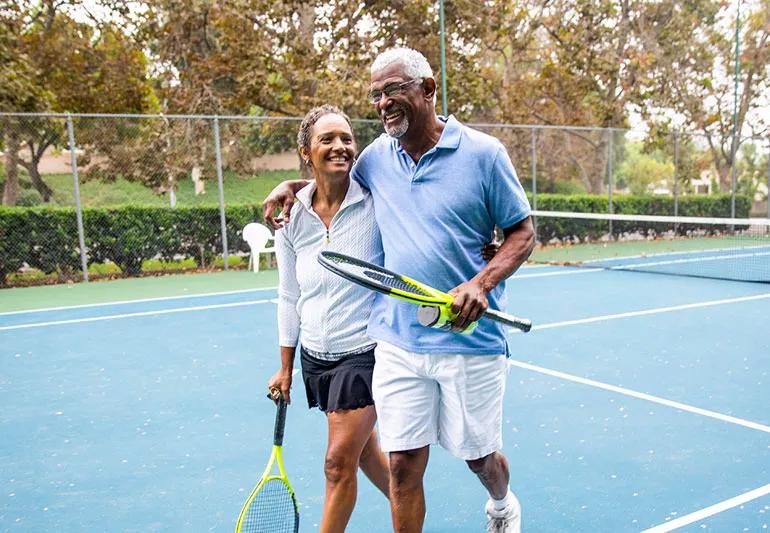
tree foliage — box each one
[3,0,768,199]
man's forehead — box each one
[370,62,408,86]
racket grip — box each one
[483,308,532,332]
[273,396,288,446]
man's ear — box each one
[423,77,437,101]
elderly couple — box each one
[261,47,534,533]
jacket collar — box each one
[296,177,366,212]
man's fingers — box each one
[281,199,293,223]
[450,291,465,314]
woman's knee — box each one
[324,450,357,484]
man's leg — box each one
[466,450,509,499]
[434,353,519,530]
[388,446,430,533]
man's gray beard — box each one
[385,117,409,138]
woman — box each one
[268,105,389,533]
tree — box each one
[1,1,51,205]
[2,1,156,205]
[644,0,769,192]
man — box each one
[263,47,534,533]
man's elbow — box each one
[504,216,536,259]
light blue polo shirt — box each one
[351,115,531,355]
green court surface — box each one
[0,269,278,313]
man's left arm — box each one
[449,216,535,331]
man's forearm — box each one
[289,179,312,193]
[474,217,535,293]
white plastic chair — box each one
[242,223,276,273]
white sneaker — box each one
[485,493,521,533]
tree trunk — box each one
[21,156,53,202]
[2,130,20,206]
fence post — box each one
[531,127,537,239]
[607,128,614,236]
[767,137,770,219]
[673,132,680,217]
[213,117,229,270]
[730,136,738,219]
[67,114,89,282]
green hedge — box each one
[0,204,262,285]
[0,194,753,285]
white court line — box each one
[0,299,274,331]
[528,293,770,331]
[515,268,603,279]
[639,483,770,532]
[0,286,278,317]
[611,249,770,270]
[508,359,770,434]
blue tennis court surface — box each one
[2,266,769,531]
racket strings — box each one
[240,479,298,533]
[361,269,430,296]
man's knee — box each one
[389,449,427,488]
[466,452,497,475]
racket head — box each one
[318,251,449,306]
[236,476,299,533]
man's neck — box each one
[399,114,445,163]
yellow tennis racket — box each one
[317,251,532,332]
[235,390,299,533]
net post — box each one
[67,114,89,282]
[212,116,229,271]
[531,127,537,240]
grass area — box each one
[12,169,300,208]
[6,255,277,286]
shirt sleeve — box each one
[487,144,531,229]
[275,227,300,347]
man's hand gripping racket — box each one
[317,251,532,333]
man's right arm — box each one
[262,179,312,228]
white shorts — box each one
[372,340,508,461]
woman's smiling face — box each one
[303,113,357,180]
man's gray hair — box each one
[371,48,433,80]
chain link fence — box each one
[1,112,768,287]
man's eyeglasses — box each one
[367,78,423,104]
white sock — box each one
[491,488,514,512]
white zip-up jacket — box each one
[275,179,383,359]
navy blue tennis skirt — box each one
[300,346,376,412]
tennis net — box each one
[530,210,770,283]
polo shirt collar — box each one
[393,114,462,155]
[296,177,366,212]
[435,115,462,150]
